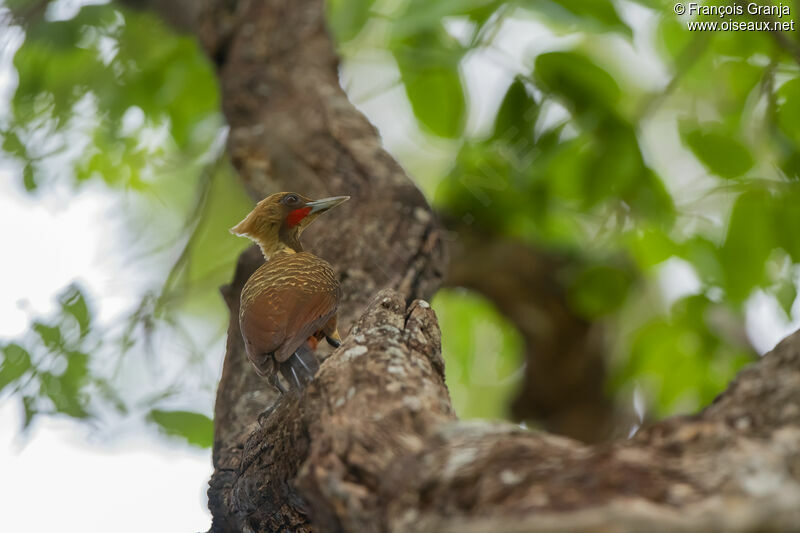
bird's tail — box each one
[279,341,320,390]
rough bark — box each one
[235,290,800,532]
[230,286,800,532]
[121,1,800,531]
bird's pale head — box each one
[231,192,349,259]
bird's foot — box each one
[271,373,288,394]
[278,344,320,391]
[257,403,277,426]
[307,336,319,350]
[325,334,341,348]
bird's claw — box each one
[257,403,277,426]
[271,373,288,394]
[325,335,341,348]
[276,346,319,391]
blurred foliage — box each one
[148,408,214,448]
[0,285,99,424]
[433,288,523,418]
[0,2,252,446]
[329,0,800,419]
[2,0,799,444]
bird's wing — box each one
[239,261,291,374]
[272,255,340,362]
[240,254,340,366]
[273,285,339,362]
[240,289,287,375]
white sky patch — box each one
[657,257,702,308]
[339,50,421,154]
[614,0,671,91]
[442,16,476,47]
[45,0,111,22]
[655,258,795,354]
[0,176,121,337]
[0,23,23,121]
[0,403,211,532]
[461,48,515,137]
[746,290,800,354]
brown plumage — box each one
[231,192,348,392]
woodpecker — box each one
[231,192,349,392]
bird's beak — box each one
[306,195,350,214]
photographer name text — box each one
[674,2,796,32]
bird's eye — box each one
[284,194,299,205]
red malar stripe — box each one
[286,206,312,228]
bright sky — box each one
[1,2,799,532]
[0,402,211,531]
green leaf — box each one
[0,344,32,394]
[24,5,115,49]
[63,350,89,388]
[585,119,643,205]
[40,383,86,418]
[466,1,504,26]
[714,59,762,124]
[625,168,676,226]
[40,375,89,418]
[777,78,800,147]
[720,189,774,302]
[40,350,90,418]
[327,0,376,43]
[538,135,583,202]
[656,13,694,67]
[568,263,634,318]
[33,322,62,350]
[401,64,465,138]
[13,4,220,170]
[23,164,36,192]
[432,289,524,420]
[148,409,213,448]
[534,51,620,117]
[394,30,466,138]
[774,184,800,262]
[618,296,754,416]
[492,77,538,145]
[22,396,37,429]
[2,130,25,156]
[13,38,103,124]
[533,0,632,37]
[774,279,797,318]
[60,285,91,338]
[390,0,501,38]
[682,236,723,286]
[628,228,678,268]
[680,123,753,179]
[780,151,800,182]
[435,141,512,222]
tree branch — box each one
[226,289,800,532]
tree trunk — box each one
[122,1,800,531]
